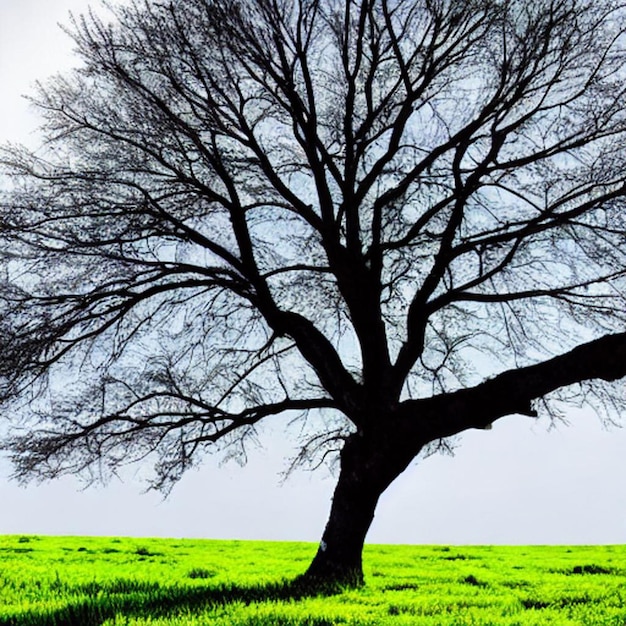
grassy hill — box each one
[0,536,624,625]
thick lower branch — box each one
[400,332,626,440]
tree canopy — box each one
[2,0,626,585]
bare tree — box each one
[2,0,626,586]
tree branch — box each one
[401,332,626,442]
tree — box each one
[2,0,626,587]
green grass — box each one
[0,536,624,625]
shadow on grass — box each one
[0,576,344,626]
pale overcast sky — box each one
[0,0,624,545]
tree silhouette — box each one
[2,0,626,585]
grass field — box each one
[0,536,624,625]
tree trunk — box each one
[301,431,418,587]
[303,462,379,586]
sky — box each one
[0,0,625,546]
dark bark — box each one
[301,431,419,587]
[400,331,626,441]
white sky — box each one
[0,0,625,545]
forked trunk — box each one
[301,431,418,587]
